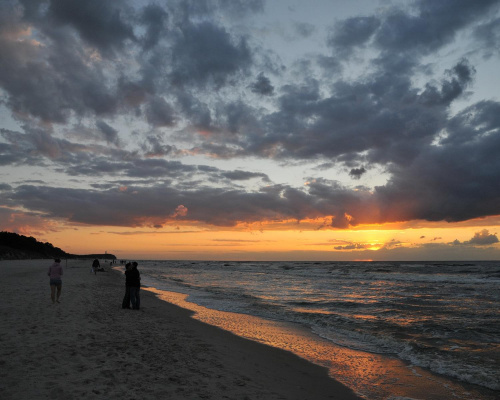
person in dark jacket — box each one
[128,261,141,310]
[121,262,132,309]
[92,258,100,275]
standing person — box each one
[48,258,63,304]
[92,259,100,275]
[128,262,141,310]
[122,263,132,309]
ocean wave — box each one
[138,260,500,392]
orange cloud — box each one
[172,205,188,218]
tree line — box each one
[0,231,116,260]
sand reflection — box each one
[146,287,495,400]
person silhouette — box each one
[48,258,63,304]
[128,262,141,310]
[92,259,100,275]
[122,262,132,309]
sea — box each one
[131,260,500,400]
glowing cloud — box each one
[172,205,188,218]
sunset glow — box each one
[20,216,499,261]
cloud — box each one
[171,205,188,218]
[250,73,274,96]
[461,229,499,246]
[48,0,136,55]
[96,121,120,145]
[145,97,176,127]
[173,0,264,20]
[373,0,499,55]
[139,3,169,51]
[327,16,380,56]
[334,243,370,251]
[141,135,179,157]
[0,181,351,228]
[0,205,60,235]
[0,0,258,128]
[169,21,252,88]
[0,0,500,234]
[221,170,270,182]
[293,22,315,38]
[473,16,500,57]
[419,59,475,106]
[349,167,366,180]
[375,100,500,224]
[0,14,119,123]
[468,230,499,245]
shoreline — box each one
[138,263,499,400]
[0,259,360,399]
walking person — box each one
[48,258,63,304]
[122,262,132,309]
[92,259,100,275]
[129,262,141,310]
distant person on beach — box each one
[48,258,63,304]
[92,259,100,275]
[129,262,141,310]
[122,262,132,309]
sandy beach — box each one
[0,259,360,399]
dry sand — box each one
[0,259,361,399]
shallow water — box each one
[132,261,499,399]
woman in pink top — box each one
[48,258,63,304]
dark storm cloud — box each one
[130,159,197,179]
[170,21,252,88]
[375,101,500,224]
[0,8,120,122]
[175,92,214,132]
[221,170,270,182]
[254,67,447,164]
[95,121,119,145]
[1,0,500,231]
[47,0,136,55]
[215,100,263,142]
[141,135,179,157]
[349,167,366,180]
[145,97,176,127]
[419,59,475,106]
[64,158,198,179]
[0,0,257,127]
[2,183,310,227]
[139,3,169,51]
[1,126,90,162]
[0,142,25,166]
[250,73,274,96]
[0,173,366,228]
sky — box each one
[1,0,500,261]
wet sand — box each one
[146,288,499,400]
[0,259,360,399]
